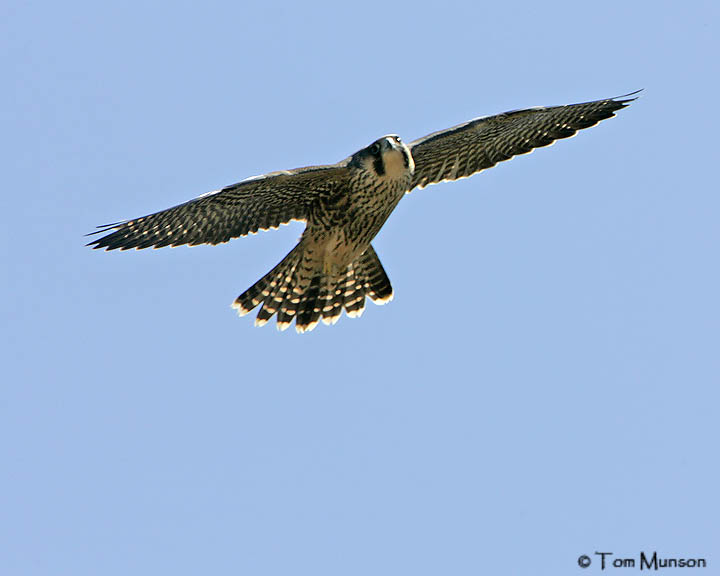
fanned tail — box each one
[232,243,393,333]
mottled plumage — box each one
[89,92,638,332]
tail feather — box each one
[360,246,393,304]
[343,263,366,318]
[232,247,299,317]
[255,257,300,327]
[295,275,322,333]
[233,242,393,332]
[320,280,343,326]
[276,291,299,331]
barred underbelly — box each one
[308,173,410,274]
[322,228,357,273]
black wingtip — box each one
[85,221,125,237]
[85,221,128,250]
[612,89,643,105]
[86,237,108,250]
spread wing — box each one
[88,164,347,250]
[408,92,639,191]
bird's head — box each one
[352,135,414,179]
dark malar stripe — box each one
[401,148,410,169]
[373,155,385,176]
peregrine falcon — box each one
[89,93,638,332]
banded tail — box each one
[232,243,393,333]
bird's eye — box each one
[395,136,402,143]
[369,143,380,155]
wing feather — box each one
[408,92,640,190]
[88,164,347,250]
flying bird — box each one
[89,92,638,332]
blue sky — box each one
[2,1,718,574]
